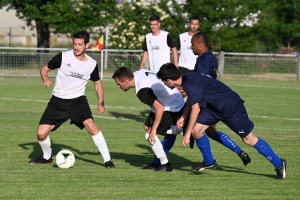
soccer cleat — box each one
[104,160,115,168]
[142,163,157,170]
[275,158,287,179]
[239,151,251,166]
[154,162,173,172]
[191,160,217,171]
[29,155,53,164]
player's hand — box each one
[178,87,187,98]
[43,79,52,87]
[182,132,191,147]
[177,117,185,128]
[97,104,105,115]
[149,130,156,144]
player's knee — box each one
[83,119,99,135]
[242,132,258,146]
[37,125,52,141]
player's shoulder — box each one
[179,32,189,36]
[85,54,97,65]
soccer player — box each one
[29,31,115,168]
[177,16,200,75]
[112,67,185,171]
[186,31,251,166]
[156,63,287,179]
[139,15,178,73]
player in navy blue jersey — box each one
[181,31,251,166]
[29,31,115,168]
[156,63,287,179]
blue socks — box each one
[151,134,176,167]
[212,131,243,155]
[253,138,282,168]
[195,134,215,165]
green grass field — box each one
[0,77,299,199]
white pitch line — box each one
[231,84,300,90]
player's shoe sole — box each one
[29,155,53,164]
[104,160,115,168]
[154,162,173,172]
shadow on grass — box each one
[107,110,149,123]
[18,142,276,179]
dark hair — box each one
[112,67,134,81]
[192,32,208,47]
[149,15,160,22]
[189,16,200,23]
[156,63,181,81]
[73,31,90,44]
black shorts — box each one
[39,95,93,131]
[179,67,193,75]
[144,109,182,135]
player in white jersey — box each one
[177,16,200,75]
[139,15,178,73]
[112,67,185,171]
[29,31,115,168]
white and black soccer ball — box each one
[55,150,75,169]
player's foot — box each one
[29,155,53,164]
[239,151,251,166]
[155,162,173,172]
[191,160,217,171]
[142,163,157,170]
[275,158,287,179]
[104,160,115,168]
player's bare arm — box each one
[171,47,178,67]
[40,65,52,88]
[177,99,191,128]
[149,99,164,144]
[139,51,148,69]
[94,80,105,115]
[182,103,200,147]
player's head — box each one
[191,32,208,56]
[189,16,200,33]
[157,63,182,89]
[73,31,90,57]
[112,67,134,92]
[148,15,161,33]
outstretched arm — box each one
[94,80,105,115]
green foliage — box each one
[107,0,186,49]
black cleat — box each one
[29,155,53,164]
[104,160,115,168]
[191,160,217,171]
[154,162,173,172]
[142,163,157,170]
[239,151,251,166]
[275,158,287,179]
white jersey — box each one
[145,31,170,73]
[51,50,98,99]
[178,32,197,70]
[134,69,184,113]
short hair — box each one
[156,63,181,81]
[149,15,160,22]
[112,67,134,82]
[73,31,90,44]
[189,16,200,23]
[192,32,208,47]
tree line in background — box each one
[1,0,300,53]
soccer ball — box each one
[55,150,75,169]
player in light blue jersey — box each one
[157,63,287,179]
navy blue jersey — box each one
[194,50,218,79]
[182,72,244,118]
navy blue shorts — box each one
[39,95,93,131]
[196,104,254,138]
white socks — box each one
[166,125,183,135]
[39,136,52,160]
[92,131,111,162]
[145,133,168,165]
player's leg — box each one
[224,105,286,179]
[190,122,217,171]
[71,96,114,168]
[206,125,251,166]
[29,96,68,164]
